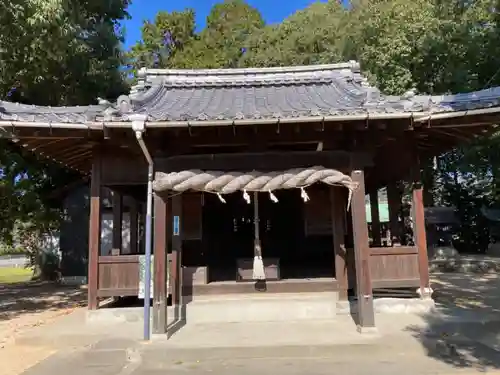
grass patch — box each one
[0,267,33,284]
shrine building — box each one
[2,61,500,334]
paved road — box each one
[0,255,28,268]
[22,337,500,375]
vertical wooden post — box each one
[130,199,138,254]
[411,167,431,299]
[387,183,402,246]
[88,151,102,310]
[153,192,168,333]
[112,191,123,255]
[331,187,348,300]
[171,194,182,306]
[350,169,376,332]
[369,190,381,247]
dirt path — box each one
[0,282,86,375]
[431,273,500,314]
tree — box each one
[127,0,265,70]
[0,0,130,270]
[239,1,348,67]
[127,9,197,74]
[0,0,130,106]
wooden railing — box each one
[369,246,420,288]
[94,245,422,300]
[97,255,140,297]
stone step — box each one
[169,292,338,324]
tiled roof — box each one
[115,62,421,122]
[0,101,108,123]
[110,63,500,122]
[2,61,500,124]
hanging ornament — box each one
[300,187,310,202]
[347,189,353,210]
[253,254,266,280]
[217,193,226,203]
[243,189,251,204]
[268,190,278,203]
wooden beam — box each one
[153,192,168,334]
[129,198,139,254]
[101,153,148,185]
[33,139,82,154]
[387,183,402,246]
[111,191,123,255]
[157,150,373,172]
[370,246,418,256]
[29,138,66,151]
[64,150,93,165]
[149,123,348,149]
[88,150,102,310]
[431,128,471,142]
[411,167,431,299]
[331,187,348,300]
[369,190,381,247]
[49,144,91,160]
[350,168,376,332]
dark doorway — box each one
[203,192,254,281]
[202,189,333,282]
[258,190,304,278]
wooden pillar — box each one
[331,187,348,300]
[411,167,431,299]
[130,199,138,254]
[88,151,102,310]
[369,190,381,247]
[171,194,182,306]
[153,192,168,334]
[350,169,376,332]
[387,183,402,246]
[112,192,123,255]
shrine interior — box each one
[186,187,337,283]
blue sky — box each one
[122,0,326,50]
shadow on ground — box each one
[407,273,500,371]
[0,281,86,321]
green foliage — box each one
[127,0,265,70]
[0,0,130,105]
[240,1,348,67]
[0,141,69,244]
[0,245,26,256]
[0,0,129,266]
[127,9,197,74]
[0,267,33,284]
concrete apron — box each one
[14,293,439,353]
[81,293,438,350]
[86,292,435,325]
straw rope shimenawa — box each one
[153,166,358,282]
[153,166,358,203]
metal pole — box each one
[143,165,154,340]
[132,115,154,341]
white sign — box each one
[138,255,154,299]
